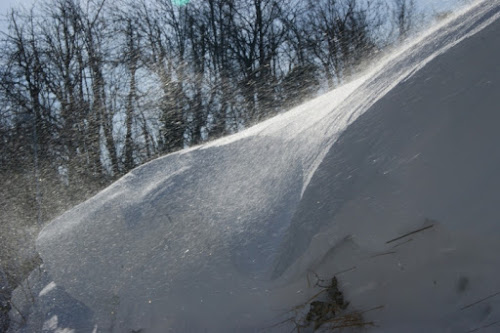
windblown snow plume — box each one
[10,1,500,332]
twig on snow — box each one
[385,225,434,244]
[461,291,500,310]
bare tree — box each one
[303,0,381,88]
[393,0,416,41]
[121,17,140,171]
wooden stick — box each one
[461,291,500,310]
[386,225,434,244]
[370,251,396,258]
[334,266,357,276]
[467,320,500,332]
[390,238,413,249]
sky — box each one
[0,0,38,32]
[417,0,467,13]
[0,0,468,29]
[0,0,465,13]
[0,0,37,15]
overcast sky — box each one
[0,0,467,33]
[0,0,37,15]
[0,0,37,32]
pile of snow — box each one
[9,0,500,331]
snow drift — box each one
[11,0,500,331]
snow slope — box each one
[10,0,500,331]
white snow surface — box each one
[38,281,57,297]
[42,315,75,333]
[36,1,500,331]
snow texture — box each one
[38,281,57,297]
[10,0,500,331]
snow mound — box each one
[27,0,500,331]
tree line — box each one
[0,0,416,285]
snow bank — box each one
[23,0,500,331]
